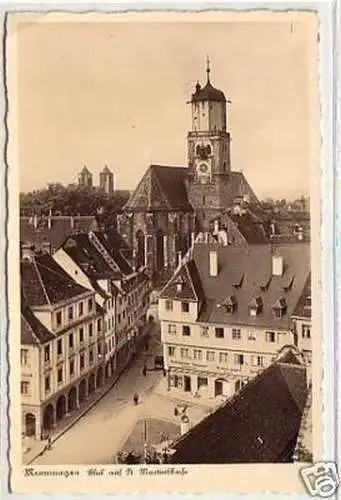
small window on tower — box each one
[203,196,206,206]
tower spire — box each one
[206,55,211,84]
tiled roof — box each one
[160,260,205,302]
[21,253,91,307]
[170,359,307,464]
[161,242,310,330]
[230,172,259,205]
[20,216,99,252]
[62,230,134,280]
[63,233,119,280]
[123,165,193,212]
[93,230,133,276]
[292,273,311,319]
[21,304,55,344]
[223,212,269,244]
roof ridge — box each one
[33,259,51,306]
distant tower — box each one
[78,166,93,187]
[99,166,115,195]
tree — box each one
[20,184,130,217]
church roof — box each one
[123,165,193,212]
[191,81,226,103]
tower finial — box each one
[206,55,211,84]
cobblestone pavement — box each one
[32,323,210,465]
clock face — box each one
[196,162,211,183]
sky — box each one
[14,14,318,200]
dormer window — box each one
[272,297,287,319]
[223,295,237,313]
[175,275,186,293]
[248,297,263,317]
[260,276,271,292]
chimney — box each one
[209,250,218,277]
[70,216,74,230]
[272,255,283,276]
[21,243,35,261]
[33,214,38,229]
[47,210,52,230]
[177,252,182,267]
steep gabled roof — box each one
[160,259,205,302]
[21,304,55,344]
[227,211,268,244]
[123,165,193,212]
[21,253,91,307]
[170,359,307,464]
[92,230,133,276]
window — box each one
[206,351,215,362]
[232,328,241,340]
[68,306,74,321]
[181,302,190,313]
[57,339,63,356]
[248,330,256,341]
[167,324,177,335]
[252,355,264,367]
[274,309,283,319]
[69,333,74,349]
[80,353,85,370]
[56,311,62,327]
[117,314,121,324]
[234,354,244,365]
[193,349,202,361]
[182,326,191,337]
[78,302,84,317]
[202,196,206,206]
[198,377,208,389]
[44,345,50,362]
[302,324,311,339]
[44,376,50,393]
[89,349,94,364]
[97,319,102,333]
[168,346,176,357]
[180,348,189,359]
[219,352,228,363]
[79,328,84,343]
[88,298,93,313]
[165,300,173,311]
[21,349,28,365]
[200,326,209,337]
[89,323,93,337]
[69,360,74,376]
[57,368,63,384]
[215,327,224,338]
[266,331,276,343]
[21,381,29,395]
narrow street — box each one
[33,321,164,465]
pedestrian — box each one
[133,392,139,405]
[163,368,167,377]
[142,365,147,377]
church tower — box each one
[187,59,232,211]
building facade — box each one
[118,63,266,286]
[21,247,104,440]
[159,241,310,400]
[53,229,151,379]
